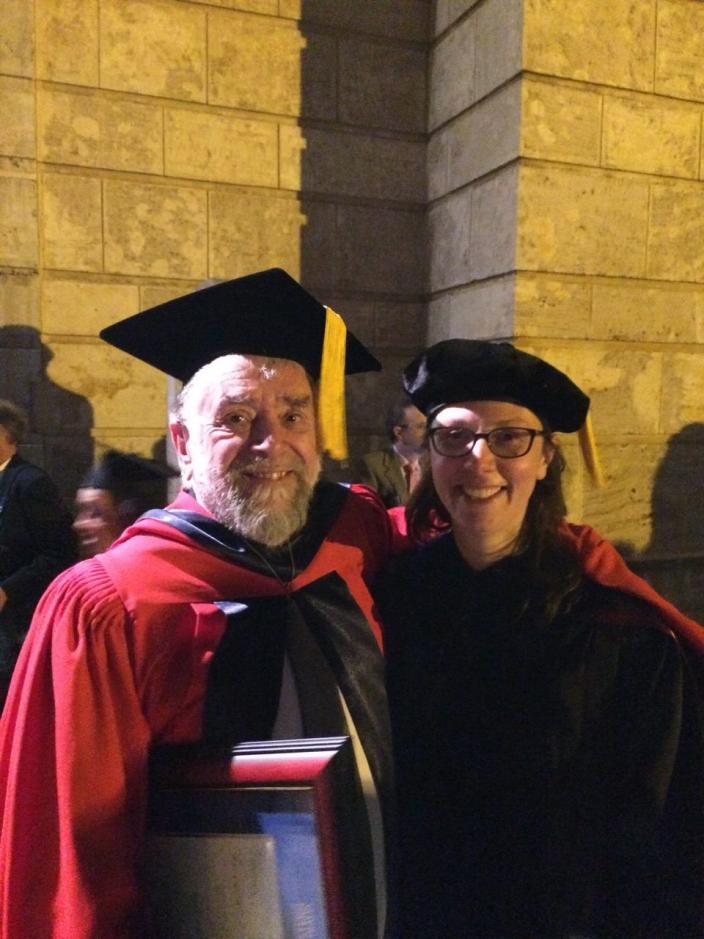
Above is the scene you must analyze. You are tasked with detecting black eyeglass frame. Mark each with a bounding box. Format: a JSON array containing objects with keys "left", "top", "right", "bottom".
[{"left": 427, "top": 426, "right": 549, "bottom": 459}]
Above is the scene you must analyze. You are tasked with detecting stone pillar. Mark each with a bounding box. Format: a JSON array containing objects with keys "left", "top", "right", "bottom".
[
  {"left": 0, "top": 0, "right": 430, "bottom": 494},
  {"left": 428, "top": 0, "right": 704, "bottom": 618}
]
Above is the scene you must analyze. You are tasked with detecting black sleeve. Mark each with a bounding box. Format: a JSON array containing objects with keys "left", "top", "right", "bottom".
[
  {"left": 1, "top": 472, "right": 76, "bottom": 605},
  {"left": 589, "top": 624, "right": 704, "bottom": 937}
]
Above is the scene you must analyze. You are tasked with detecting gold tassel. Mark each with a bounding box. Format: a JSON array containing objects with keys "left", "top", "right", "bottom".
[
  {"left": 317, "top": 306, "right": 348, "bottom": 461},
  {"left": 578, "top": 411, "right": 605, "bottom": 488}
]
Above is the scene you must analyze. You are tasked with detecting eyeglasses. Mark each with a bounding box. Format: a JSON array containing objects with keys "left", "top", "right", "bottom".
[{"left": 428, "top": 425, "right": 548, "bottom": 459}]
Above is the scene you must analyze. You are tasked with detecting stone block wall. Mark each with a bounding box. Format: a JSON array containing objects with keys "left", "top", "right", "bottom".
[
  {"left": 0, "top": 0, "right": 430, "bottom": 496},
  {"left": 428, "top": 0, "right": 704, "bottom": 619}
]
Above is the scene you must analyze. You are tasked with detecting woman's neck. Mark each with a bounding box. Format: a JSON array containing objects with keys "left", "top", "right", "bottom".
[{"left": 452, "top": 528, "right": 518, "bottom": 571}]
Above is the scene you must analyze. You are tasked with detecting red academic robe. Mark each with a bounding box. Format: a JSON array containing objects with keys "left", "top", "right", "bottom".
[{"left": 0, "top": 484, "right": 393, "bottom": 939}]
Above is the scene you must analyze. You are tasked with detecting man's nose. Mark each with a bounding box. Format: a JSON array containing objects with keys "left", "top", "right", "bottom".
[{"left": 247, "top": 413, "right": 282, "bottom": 449}]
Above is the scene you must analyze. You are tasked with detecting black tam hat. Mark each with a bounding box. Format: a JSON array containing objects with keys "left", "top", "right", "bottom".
[
  {"left": 99, "top": 268, "right": 381, "bottom": 459},
  {"left": 403, "top": 339, "right": 589, "bottom": 433}
]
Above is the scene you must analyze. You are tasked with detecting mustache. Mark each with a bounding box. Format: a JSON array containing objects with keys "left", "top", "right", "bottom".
[{"left": 228, "top": 457, "right": 305, "bottom": 479}]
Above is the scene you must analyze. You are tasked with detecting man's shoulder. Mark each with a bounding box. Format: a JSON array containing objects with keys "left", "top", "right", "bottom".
[
  {"left": 362, "top": 448, "right": 396, "bottom": 468},
  {"left": 4, "top": 455, "right": 49, "bottom": 484}
]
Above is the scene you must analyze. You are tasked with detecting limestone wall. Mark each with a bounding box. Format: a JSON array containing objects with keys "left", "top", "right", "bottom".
[
  {"left": 428, "top": 0, "right": 704, "bottom": 618},
  {"left": 0, "top": 0, "right": 429, "bottom": 495}
]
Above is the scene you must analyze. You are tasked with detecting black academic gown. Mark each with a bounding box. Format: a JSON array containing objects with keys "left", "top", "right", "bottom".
[{"left": 379, "top": 533, "right": 704, "bottom": 939}]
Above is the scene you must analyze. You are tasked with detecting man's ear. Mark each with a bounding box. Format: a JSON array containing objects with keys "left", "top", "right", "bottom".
[{"left": 169, "top": 420, "right": 192, "bottom": 484}]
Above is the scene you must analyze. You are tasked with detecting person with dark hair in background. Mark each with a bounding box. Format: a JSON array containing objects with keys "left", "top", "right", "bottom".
[
  {"left": 73, "top": 449, "right": 175, "bottom": 558},
  {"left": 378, "top": 340, "right": 704, "bottom": 938},
  {"left": 359, "top": 396, "right": 427, "bottom": 508},
  {"left": 0, "top": 270, "right": 396, "bottom": 939},
  {"left": 0, "top": 399, "right": 75, "bottom": 709}
]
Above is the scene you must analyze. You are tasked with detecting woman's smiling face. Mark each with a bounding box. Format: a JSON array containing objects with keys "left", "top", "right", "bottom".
[{"left": 430, "top": 399, "right": 552, "bottom": 566}]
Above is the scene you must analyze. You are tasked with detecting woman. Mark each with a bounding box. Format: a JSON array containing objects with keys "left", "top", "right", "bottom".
[{"left": 379, "top": 340, "right": 704, "bottom": 938}]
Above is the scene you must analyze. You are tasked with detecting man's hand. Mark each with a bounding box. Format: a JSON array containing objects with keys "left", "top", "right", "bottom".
[{"left": 0, "top": 587, "right": 7, "bottom": 613}]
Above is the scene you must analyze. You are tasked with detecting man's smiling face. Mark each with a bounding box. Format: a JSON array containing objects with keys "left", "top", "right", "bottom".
[{"left": 171, "top": 354, "right": 321, "bottom": 546}]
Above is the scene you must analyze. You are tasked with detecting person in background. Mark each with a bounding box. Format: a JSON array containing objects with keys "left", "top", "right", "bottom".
[
  {"left": 0, "top": 269, "right": 395, "bottom": 939},
  {"left": 378, "top": 339, "right": 704, "bottom": 938},
  {"left": 0, "top": 399, "right": 75, "bottom": 709},
  {"left": 359, "top": 396, "right": 427, "bottom": 508},
  {"left": 74, "top": 449, "right": 175, "bottom": 558}
]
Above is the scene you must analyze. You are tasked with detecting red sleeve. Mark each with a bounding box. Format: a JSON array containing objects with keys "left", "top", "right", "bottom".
[
  {"left": 0, "top": 562, "right": 151, "bottom": 939},
  {"left": 346, "top": 483, "right": 397, "bottom": 578}
]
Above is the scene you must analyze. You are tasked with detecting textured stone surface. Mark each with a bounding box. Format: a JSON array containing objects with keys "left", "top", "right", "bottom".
[
  {"left": 434, "top": 0, "right": 482, "bottom": 36},
  {"left": 428, "top": 188, "right": 472, "bottom": 291},
  {"left": 209, "top": 11, "right": 333, "bottom": 119},
  {"left": 209, "top": 191, "right": 306, "bottom": 281},
  {"left": 339, "top": 38, "right": 426, "bottom": 133},
  {"left": 591, "top": 282, "right": 704, "bottom": 343},
  {"left": 427, "top": 276, "right": 515, "bottom": 343},
  {"left": 524, "top": 0, "right": 655, "bottom": 91},
  {"left": 38, "top": 88, "right": 163, "bottom": 174},
  {"left": 602, "top": 94, "right": 700, "bottom": 178},
  {"left": 1, "top": 177, "right": 38, "bottom": 268},
  {"left": 0, "top": 77, "right": 35, "bottom": 159},
  {"left": 469, "top": 165, "right": 518, "bottom": 280},
  {"left": 514, "top": 273, "right": 591, "bottom": 338},
  {"left": 0, "top": 273, "right": 39, "bottom": 328},
  {"left": 42, "top": 174, "right": 102, "bottom": 272},
  {"left": 100, "top": 0, "right": 206, "bottom": 101},
  {"left": 104, "top": 180, "right": 207, "bottom": 278},
  {"left": 647, "top": 181, "right": 704, "bottom": 283},
  {"left": 280, "top": 0, "right": 430, "bottom": 42},
  {"left": 521, "top": 79, "right": 602, "bottom": 166},
  {"left": 445, "top": 79, "right": 521, "bottom": 191},
  {"left": 518, "top": 164, "right": 650, "bottom": 277},
  {"left": 581, "top": 441, "right": 663, "bottom": 550},
  {"left": 165, "top": 110, "right": 277, "bottom": 186},
  {"left": 139, "top": 283, "right": 196, "bottom": 312},
  {"left": 372, "top": 299, "right": 426, "bottom": 350},
  {"left": 661, "top": 351, "right": 704, "bottom": 432},
  {"left": 522, "top": 342, "right": 662, "bottom": 436},
  {"left": 35, "top": 0, "right": 99, "bottom": 85},
  {"left": 46, "top": 340, "right": 167, "bottom": 430},
  {"left": 2, "top": 0, "right": 34, "bottom": 78},
  {"left": 41, "top": 278, "right": 139, "bottom": 336},
  {"left": 190, "top": 0, "right": 276, "bottom": 11},
  {"left": 280, "top": 125, "right": 425, "bottom": 202},
  {"left": 635, "top": 423, "right": 704, "bottom": 560},
  {"left": 428, "top": 14, "right": 475, "bottom": 130},
  {"left": 337, "top": 205, "right": 426, "bottom": 293},
  {"left": 656, "top": 0, "right": 704, "bottom": 102},
  {"left": 474, "top": 0, "right": 522, "bottom": 101}
]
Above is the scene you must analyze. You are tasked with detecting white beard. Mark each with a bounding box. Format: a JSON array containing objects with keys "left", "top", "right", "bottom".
[{"left": 200, "top": 455, "right": 321, "bottom": 547}]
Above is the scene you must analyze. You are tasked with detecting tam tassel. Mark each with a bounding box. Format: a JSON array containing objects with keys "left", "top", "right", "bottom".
[{"left": 317, "top": 306, "right": 348, "bottom": 460}]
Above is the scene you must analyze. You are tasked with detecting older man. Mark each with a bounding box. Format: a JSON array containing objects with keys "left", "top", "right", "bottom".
[{"left": 0, "top": 270, "right": 394, "bottom": 939}]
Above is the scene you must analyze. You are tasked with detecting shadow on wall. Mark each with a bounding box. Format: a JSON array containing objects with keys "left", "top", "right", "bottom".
[
  {"left": 296, "top": 5, "right": 428, "bottom": 484},
  {"left": 616, "top": 423, "right": 704, "bottom": 623},
  {"left": 0, "top": 325, "right": 94, "bottom": 501}
]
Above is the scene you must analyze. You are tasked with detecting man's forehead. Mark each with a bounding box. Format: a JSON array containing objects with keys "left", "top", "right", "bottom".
[{"left": 186, "top": 354, "right": 313, "bottom": 407}]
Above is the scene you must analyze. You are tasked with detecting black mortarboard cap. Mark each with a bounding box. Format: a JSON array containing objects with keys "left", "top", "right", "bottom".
[
  {"left": 98, "top": 268, "right": 380, "bottom": 382},
  {"left": 403, "top": 340, "right": 590, "bottom": 433},
  {"left": 80, "top": 450, "right": 176, "bottom": 493}
]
